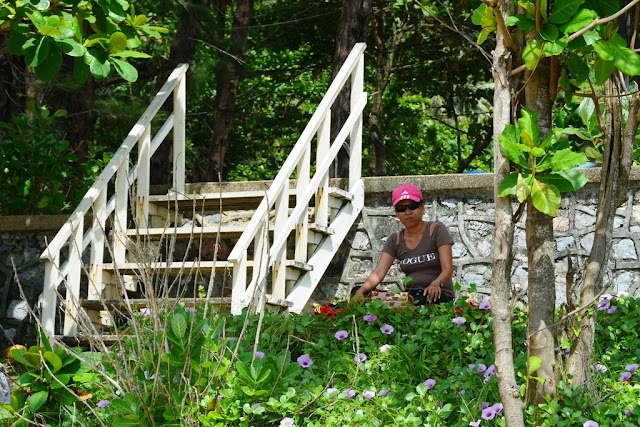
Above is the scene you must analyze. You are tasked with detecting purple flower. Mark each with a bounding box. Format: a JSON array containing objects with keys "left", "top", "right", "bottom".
[
  {"left": 363, "top": 390, "right": 375, "bottom": 400},
  {"left": 216, "top": 394, "right": 223, "bottom": 400},
  {"left": 485, "top": 364, "right": 495, "bottom": 376},
  {"left": 355, "top": 353, "right": 367, "bottom": 363},
  {"left": 297, "top": 354, "right": 313, "bottom": 368},
  {"left": 363, "top": 314, "right": 377, "bottom": 323},
  {"left": 379, "top": 344, "right": 392, "bottom": 352},
  {"left": 345, "top": 389, "right": 356, "bottom": 399},
  {"left": 601, "top": 293, "right": 614, "bottom": 301},
  {"left": 468, "top": 364, "right": 475, "bottom": 371},
  {"left": 280, "top": 417, "right": 295, "bottom": 427},
  {"left": 140, "top": 308, "right": 151, "bottom": 316},
  {"left": 253, "top": 403, "right": 261, "bottom": 408},
  {"left": 335, "top": 330, "right": 349, "bottom": 340},
  {"left": 594, "top": 364, "right": 607, "bottom": 373},
  {"left": 482, "top": 406, "right": 496, "bottom": 420},
  {"left": 423, "top": 379, "right": 436, "bottom": 390},
  {"left": 96, "top": 400, "right": 110, "bottom": 408},
  {"left": 625, "top": 408, "right": 632, "bottom": 416},
  {"left": 607, "top": 306, "right": 617, "bottom": 314},
  {"left": 597, "top": 301, "right": 610, "bottom": 311},
  {"left": 617, "top": 290, "right": 629, "bottom": 297},
  {"left": 380, "top": 324, "right": 394, "bottom": 334},
  {"left": 469, "top": 421, "right": 481, "bottom": 427},
  {"left": 492, "top": 403, "right": 503, "bottom": 414},
  {"left": 326, "top": 387, "right": 339, "bottom": 396},
  {"left": 479, "top": 401, "right": 490, "bottom": 410},
  {"left": 184, "top": 306, "right": 196, "bottom": 313},
  {"left": 625, "top": 363, "right": 638, "bottom": 374},
  {"left": 459, "top": 389, "right": 466, "bottom": 396},
  {"left": 619, "top": 371, "right": 632, "bottom": 382},
  {"left": 452, "top": 316, "right": 466, "bottom": 326},
  {"left": 479, "top": 300, "right": 491, "bottom": 310},
  {"left": 476, "top": 364, "right": 487, "bottom": 374},
  {"left": 378, "top": 389, "right": 388, "bottom": 397},
  {"left": 255, "top": 351, "right": 265, "bottom": 359},
  {"left": 583, "top": 421, "right": 598, "bottom": 427}
]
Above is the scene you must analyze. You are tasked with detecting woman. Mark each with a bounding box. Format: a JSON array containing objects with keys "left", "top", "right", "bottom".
[{"left": 353, "top": 183, "right": 455, "bottom": 305}]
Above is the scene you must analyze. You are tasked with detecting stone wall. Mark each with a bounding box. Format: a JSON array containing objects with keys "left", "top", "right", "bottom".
[{"left": 3, "top": 168, "right": 640, "bottom": 349}]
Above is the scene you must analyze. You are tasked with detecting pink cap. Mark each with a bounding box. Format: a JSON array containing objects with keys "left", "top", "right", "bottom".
[{"left": 392, "top": 184, "right": 423, "bottom": 206}]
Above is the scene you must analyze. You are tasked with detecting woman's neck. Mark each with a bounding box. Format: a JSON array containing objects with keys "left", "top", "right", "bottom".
[{"left": 405, "top": 220, "right": 426, "bottom": 236}]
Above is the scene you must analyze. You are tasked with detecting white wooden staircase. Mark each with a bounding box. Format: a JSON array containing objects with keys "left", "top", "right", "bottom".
[{"left": 39, "top": 43, "right": 367, "bottom": 341}]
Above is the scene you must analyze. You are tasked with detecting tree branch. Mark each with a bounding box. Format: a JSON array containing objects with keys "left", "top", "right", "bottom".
[{"left": 481, "top": 0, "right": 520, "bottom": 54}]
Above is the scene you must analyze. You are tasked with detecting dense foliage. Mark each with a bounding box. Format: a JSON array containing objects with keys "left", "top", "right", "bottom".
[{"left": 1, "top": 290, "right": 638, "bottom": 426}]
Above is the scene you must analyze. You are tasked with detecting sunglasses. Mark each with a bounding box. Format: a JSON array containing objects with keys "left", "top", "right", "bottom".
[{"left": 395, "top": 201, "right": 423, "bottom": 212}]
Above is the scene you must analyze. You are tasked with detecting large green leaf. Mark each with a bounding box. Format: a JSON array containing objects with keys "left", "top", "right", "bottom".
[
  {"left": 608, "top": 34, "right": 640, "bottom": 76},
  {"left": 471, "top": 4, "right": 487, "bottom": 25},
  {"left": 568, "top": 53, "right": 589, "bottom": 82},
  {"left": 498, "top": 172, "right": 518, "bottom": 197},
  {"left": 537, "top": 170, "right": 588, "bottom": 192},
  {"left": 593, "top": 40, "right": 614, "bottom": 61},
  {"left": 517, "top": 107, "right": 540, "bottom": 148},
  {"left": 43, "top": 350, "right": 62, "bottom": 373},
  {"left": 584, "top": 0, "right": 619, "bottom": 16},
  {"left": 112, "top": 57, "right": 138, "bottom": 82},
  {"left": 73, "top": 56, "right": 90, "bottom": 83},
  {"left": 540, "top": 24, "right": 559, "bottom": 41},
  {"left": 549, "top": 0, "right": 585, "bottom": 25},
  {"left": 170, "top": 313, "right": 187, "bottom": 340},
  {"left": 562, "top": 8, "right": 597, "bottom": 34},
  {"left": 542, "top": 35, "right": 568, "bottom": 57},
  {"left": 594, "top": 58, "right": 614, "bottom": 84},
  {"left": 529, "top": 356, "right": 542, "bottom": 375},
  {"left": 531, "top": 179, "right": 561, "bottom": 216},
  {"left": 499, "top": 125, "right": 529, "bottom": 169},
  {"left": 85, "top": 50, "right": 111, "bottom": 79},
  {"left": 34, "top": 48, "right": 61, "bottom": 81},
  {"left": 56, "top": 39, "right": 85, "bottom": 57},
  {"left": 516, "top": 173, "right": 534, "bottom": 203},
  {"left": 506, "top": 14, "right": 535, "bottom": 31},
  {"left": 24, "top": 35, "right": 51, "bottom": 67},
  {"left": 111, "top": 50, "right": 151, "bottom": 59},
  {"left": 538, "top": 148, "right": 587, "bottom": 171},
  {"left": 109, "top": 31, "right": 127, "bottom": 54},
  {"left": 522, "top": 37, "right": 542, "bottom": 70},
  {"left": 28, "top": 390, "right": 49, "bottom": 413}
]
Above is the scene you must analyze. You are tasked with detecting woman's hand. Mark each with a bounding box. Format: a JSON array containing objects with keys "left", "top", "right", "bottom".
[{"left": 424, "top": 281, "right": 442, "bottom": 303}]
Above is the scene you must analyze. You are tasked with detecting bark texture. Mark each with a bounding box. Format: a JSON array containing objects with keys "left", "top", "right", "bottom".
[
  {"left": 565, "top": 76, "right": 640, "bottom": 387},
  {"left": 490, "top": 1, "right": 524, "bottom": 423}
]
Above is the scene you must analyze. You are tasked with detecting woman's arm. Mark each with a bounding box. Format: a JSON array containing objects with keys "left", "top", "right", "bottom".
[
  {"left": 353, "top": 252, "right": 395, "bottom": 299},
  {"left": 424, "top": 243, "right": 453, "bottom": 303}
]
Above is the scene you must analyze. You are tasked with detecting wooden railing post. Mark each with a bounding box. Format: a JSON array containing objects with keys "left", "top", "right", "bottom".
[
  {"left": 173, "top": 72, "right": 186, "bottom": 193},
  {"left": 271, "top": 188, "right": 289, "bottom": 300},
  {"left": 89, "top": 189, "right": 107, "bottom": 300},
  {"left": 295, "top": 145, "right": 310, "bottom": 264},
  {"left": 63, "top": 219, "right": 83, "bottom": 336},
  {"left": 113, "top": 156, "right": 130, "bottom": 264},
  {"left": 137, "top": 125, "right": 151, "bottom": 229},
  {"left": 42, "top": 252, "right": 60, "bottom": 339},
  {"left": 348, "top": 53, "right": 364, "bottom": 192},
  {"left": 315, "top": 114, "right": 331, "bottom": 228}
]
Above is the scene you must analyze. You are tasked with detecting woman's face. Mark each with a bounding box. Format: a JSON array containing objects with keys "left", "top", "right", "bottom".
[{"left": 394, "top": 200, "right": 424, "bottom": 227}]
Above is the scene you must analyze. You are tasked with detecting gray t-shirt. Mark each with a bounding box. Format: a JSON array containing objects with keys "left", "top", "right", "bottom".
[{"left": 381, "top": 222, "right": 455, "bottom": 299}]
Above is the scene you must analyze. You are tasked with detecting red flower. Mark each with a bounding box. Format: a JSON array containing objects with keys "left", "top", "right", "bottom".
[
  {"left": 318, "top": 303, "right": 338, "bottom": 317},
  {"left": 466, "top": 299, "right": 479, "bottom": 308},
  {"left": 453, "top": 307, "right": 463, "bottom": 313}
]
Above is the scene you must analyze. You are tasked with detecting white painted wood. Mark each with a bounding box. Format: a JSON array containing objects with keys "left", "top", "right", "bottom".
[
  {"left": 295, "top": 145, "right": 310, "bottom": 263},
  {"left": 349, "top": 55, "right": 364, "bottom": 192},
  {"left": 136, "top": 124, "right": 151, "bottom": 229},
  {"left": 271, "top": 187, "right": 289, "bottom": 300},
  {"left": 286, "top": 180, "right": 365, "bottom": 313},
  {"left": 41, "top": 251, "right": 60, "bottom": 339},
  {"left": 315, "top": 113, "right": 330, "bottom": 228},
  {"left": 63, "top": 218, "right": 83, "bottom": 336},
  {"left": 89, "top": 189, "right": 107, "bottom": 300},
  {"left": 173, "top": 73, "right": 186, "bottom": 193},
  {"left": 113, "top": 156, "right": 129, "bottom": 264}
]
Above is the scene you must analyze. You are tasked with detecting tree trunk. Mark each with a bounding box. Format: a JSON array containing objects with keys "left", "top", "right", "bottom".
[
  {"left": 205, "top": 0, "right": 253, "bottom": 181},
  {"left": 0, "top": 41, "right": 27, "bottom": 123},
  {"left": 523, "top": 55, "right": 557, "bottom": 405},
  {"left": 330, "top": 0, "right": 372, "bottom": 178},
  {"left": 490, "top": 1, "right": 524, "bottom": 424},
  {"left": 565, "top": 75, "right": 640, "bottom": 387}
]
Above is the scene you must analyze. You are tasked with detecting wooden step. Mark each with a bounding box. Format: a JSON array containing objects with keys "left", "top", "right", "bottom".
[
  {"left": 102, "top": 259, "right": 313, "bottom": 275},
  {"left": 124, "top": 223, "right": 335, "bottom": 240},
  {"left": 81, "top": 297, "right": 232, "bottom": 311}
]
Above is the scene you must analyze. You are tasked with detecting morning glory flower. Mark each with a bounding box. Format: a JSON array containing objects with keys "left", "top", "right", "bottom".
[
  {"left": 594, "top": 364, "right": 607, "bottom": 373},
  {"left": 607, "top": 306, "right": 617, "bottom": 314},
  {"left": 625, "top": 408, "right": 632, "bottom": 416},
  {"left": 255, "top": 351, "right": 265, "bottom": 359},
  {"left": 355, "top": 353, "right": 367, "bottom": 363},
  {"left": 380, "top": 324, "right": 394, "bottom": 334},
  {"left": 597, "top": 301, "right": 610, "bottom": 311},
  {"left": 335, "top": 330, "right": 349, "bottom": 340},
  {"left": 492, "top": 403, "right": 503, "bottom": 414},
  {"left": 378, "top": 389, "right": 388, "bottom": 397},
  {"left": 423, "top": 379, "right": 436, "bottom": 390},
  {"left": 469, "top": 421, "right": 481, "bottom": 427},
  {"left": 379, "top": 344, "right": 392, "bottom": 352},
  {"left": 476, "top": 364, "right": 487, "bottom": 374},
  {"left": 326, "top": 388, "right": 339, "bottom": 396},
  {"left": 140, "top": 308, "right": 151, "bottom": 316},
  {"left": 96, "top": 400, "right": 110, "bottom": 408},
  {"left": 619, "top": 371, "right": 632, "bottom": 382},
  {"left": 617, "top": 290, "right": 629, "bottom": 297},
  {"left": 345, "top": 389, "right": 356, "bottom": 399},
  {"left": 479, "top": 401, "right": 490, "bottom": 410},
  {"left": 583, "top": 421, "right": 598, "bottom": 427},
  {"left": 184, "top": 307, "right": 196, "bottom": 313},
  {"left": 452, "top": 316, "right": 466, "bottom": 326},
  {"left": 297, "top": 354, "right": 313, "bottom": 368},
  {"left": 625, "top": 364, "right": 638, "bottom": 374},
  {"left": 485, "top": 364, "right": 496, "bottom": 376},
  {"left": 363, "top": 314, "right": 377, "bottom": 323},
  {"left": 482, "top": 406, "right": 496, "bottom": 420},
  {"left": 468, "top": 364, "right": 475, "bottom": 371},
  {"left": 280, "top": 417, "right": 295, "bottom": 427},
  {"left": 363, "top": 390, "right": 375, "bottom": 400},
  {"left": 479, "top": 300, "right": 491, "bottom": 310}
]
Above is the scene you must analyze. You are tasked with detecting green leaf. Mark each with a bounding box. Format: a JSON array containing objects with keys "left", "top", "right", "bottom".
[
  {"left": 585, "top": 146, "right": 602, "bottom": 160},
  {"left": 538, "top": 148, "right": 587, "bottom": 172},
  {"left": 518, "top": 107, "right": 540, "bottom": 148},
  {"left": 498, "top": 172, "right": 518, "bottom": 197},
  {"left": 561, "top": 337, "right": 571, "bottom": 349},
  {"left": 241, "top": 385, "right": 255, "bottom": 396},
  {"left": 531, "top": 179, "right": 561, "bottom": 216},
  {"left": 540, "top": 24, "right": 559, "bottom": 41},
  {"left": 477, "top": 28, "right": 493, "bottom": 46},
  {"left": 516, "top": 174, "right": 533, "bottom": 203},
  {"left": 170, "top": 313, "right": 187, "bottom": 340},
  {"left": 562, "top": 8, "right": 598, "bottom": 33},
  {"left": 594, "top": 58, "right": 614, "bottom": 84},
  {"left": 529, "top": 356, "right": 542, "bottom": 374},
  {"left": 111, "top": 58, "right": 138, "bottom": 82},
  {"left": 568, "top": 53, "right": 589, "bottom": 82},
  {"left": 24, "top": 36, "right": 51, "bottom": 68},
  {"left": 542, "top": 36, "right": 568, "bottom": 56},
  {"left": 471, "top": 4, "right": 487, "bottom": 25},
  {"left": 235, "top": 361, "right": 253, "bottom": 383},
  {"left": 56, "top": 39, "right": 85, "bottom": 57},
  {"left": 573, "top": 326, "right": 581, "bottom": 337},
  {"left": 73, "top": 56, "right": 90, "bottom": 83},
  {"left": 35, "top": 47, "right": 62, "bottom": 81},
  {"left": 584, "top": 0, "right": 619, "bottom": 17},
  {"left": 537, "top": 170, "right": 588, "bottom": 192},
  {"left": 31, "top": 0, "right": 50, "bottom": 11},
  {"left": 522, "top": 38, "right": 542, "bottom": 70},
  {"left": 85, "top": 50, "right": 111, "bottom": 79},
  {"left": 109, "top": 31, "right": 128, "bottom": 54},
  {"left": 549, "top": 0, "right": 585, "bottom": 25},
  {"left": 608, "top": 34, "right": 640, "bottom": 76},
  {"left": 28, "top": 390, "right": 48, "bottom": 413},
  {"left": 110, "top": 50, "right": 151, "bottom": 59},
  {"left": 593, "top": 40, "right": 614, "bottom": 61},
  {"left": 499, "top": 133, "right": 529, "bottom": 170},
  {"left": 43, "top": 351, "right": 62, "bottom": 373},
  {"left": 506, "top": 14, "right": 535, "bottom": 31},
  {"left": 530, "top": 147, "right": 545, "bottom": 157}
]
